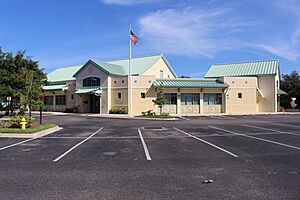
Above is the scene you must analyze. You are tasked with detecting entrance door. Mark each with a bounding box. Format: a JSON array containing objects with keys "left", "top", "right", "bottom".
[{"left": 90, "top": 94, "right": 100, "bottom": 113}]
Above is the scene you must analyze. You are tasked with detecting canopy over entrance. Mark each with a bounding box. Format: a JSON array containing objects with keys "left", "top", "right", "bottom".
[{"left": 75, "top": 87, "right": 102, "bottom": 95}]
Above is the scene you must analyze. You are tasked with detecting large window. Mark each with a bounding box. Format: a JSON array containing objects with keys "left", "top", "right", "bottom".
[
  {"left": 44, "top": 96, "right": 53, "bottom": 105},
  {"left": 204, "top": 93, "right": 222, "bottom": 105},
  {"left": 83, "top": 77, "right": 100, "bottom": 87},
  {"left": 55, "top": 95, "right": 66, "bottom": 105},
  {"left": 161, "top": 93, "right": 177, "bottom": 105},
  {"left": 181, "top": 93, "right": 200, "bottom": 105}
]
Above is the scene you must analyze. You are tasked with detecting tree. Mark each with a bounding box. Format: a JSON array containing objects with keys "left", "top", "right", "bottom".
[
  {"left": 280, "top": 70, "right": 300, "bottom": 109},
  {"left": 152, "top": 90, "right": 166, "bottom": 116},
  {"left": 0, "top": 48, "right": 46, "bottom": 115}
]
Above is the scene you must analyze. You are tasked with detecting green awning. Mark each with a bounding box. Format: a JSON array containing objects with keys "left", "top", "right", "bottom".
[
  {"left": 75, "top": 87, "right": 102, "bottom": 94},
  {"left": 153, "top": 79, "right": 228, "bottom": 88},
  {"left": 43, "top": 84, "right": 68, "bottom": 91},
  {"left": 277, "top": 89, "right": 287, "bottom": 95}
]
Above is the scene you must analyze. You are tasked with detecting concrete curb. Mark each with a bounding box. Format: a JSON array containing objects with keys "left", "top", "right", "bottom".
[{"left": 0, "top": 126, "right": 63, "bottom": 138}]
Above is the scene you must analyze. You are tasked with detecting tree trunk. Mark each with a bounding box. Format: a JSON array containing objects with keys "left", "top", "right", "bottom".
[{"left": 160, "top": 106, "right": 162, "bottom": 116}]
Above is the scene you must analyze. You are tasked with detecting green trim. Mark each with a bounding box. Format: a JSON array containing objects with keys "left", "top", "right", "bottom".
[{"left": 153, "top": 78, "right": 228, "bottom": 88}]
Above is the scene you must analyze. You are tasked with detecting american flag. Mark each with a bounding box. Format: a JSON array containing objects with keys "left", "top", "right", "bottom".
[{"left": 130, "top": 31, "right": 139, "bottom": 45}]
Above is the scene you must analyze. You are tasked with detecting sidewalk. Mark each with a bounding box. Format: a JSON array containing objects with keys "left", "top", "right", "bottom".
[{"left": 32, "top": 111, "right": 300, "bottom": 120}]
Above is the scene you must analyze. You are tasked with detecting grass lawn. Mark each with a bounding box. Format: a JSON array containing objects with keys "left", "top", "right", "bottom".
[
  {"left": 0, "top": 123, "right": 56, "bottom": 134},
  {"left": 138, "top": 115, "right": 175, "bottom": 119}
]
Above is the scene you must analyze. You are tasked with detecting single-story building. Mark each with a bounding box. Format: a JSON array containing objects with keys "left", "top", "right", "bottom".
[{"left": 43, "top": 54, "right": 285, "bottom": 115}]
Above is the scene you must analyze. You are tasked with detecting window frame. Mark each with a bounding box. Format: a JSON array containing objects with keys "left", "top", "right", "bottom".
[
  {"left": 238, "top": 93, "right": 242, "bottom": 99},
  {"left": 55, "top": 95, "right": 66, "bottom": 105},
  {"left": 44, "top": 96, "right": 53, "bottom": 105},
  {"left": 203, "top": 93, "right": 222, "bottom": 105},
  {"left": 83, "top": 77, "right": 100, "bottom": 87},
  {"left": 181, "top": 93, "right": 200, "bottom": 105},
  {"left": 163, "top": 93, "right": 177, "bottom": 105}
]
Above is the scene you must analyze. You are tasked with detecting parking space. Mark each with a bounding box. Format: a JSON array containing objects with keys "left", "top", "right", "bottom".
[{"left": 0, "top": 114, "right": 299, "bottom": 199}]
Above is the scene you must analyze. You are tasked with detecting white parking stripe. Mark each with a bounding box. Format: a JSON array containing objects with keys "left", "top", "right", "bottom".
[
  {"left": 242, "top": 124, "right": 300, "bottom": 137},
  {"left": 53, "top": 127, "right": 103, "bottom": 162},
  {"left": 0, "top": 138, "right": 38, "bottom": 151},
  {"left": 273, "top": 123, "right": 300, "bottom": 128},
  {"left": 209, "top": 126, "right": 300, "bottom": 150},
  {"left": 173, "top": 127, "right": 238, "bottom": 158},
  {"left": 138, "top": 128, "right": 152, "bottom": 161},
  {"left": 177, "top": 116, "right": 190, "bottom": 120}
]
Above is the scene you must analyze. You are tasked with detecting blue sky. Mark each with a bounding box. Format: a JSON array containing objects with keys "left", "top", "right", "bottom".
[{"left": 1, "top": 0, "right": 300, "bottom": 77}]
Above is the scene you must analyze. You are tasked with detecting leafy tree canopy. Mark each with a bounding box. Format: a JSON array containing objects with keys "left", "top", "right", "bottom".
[
  {"left": 280, "top": 70, "right": 300, "bottom": 108},
  {"left": 0, "top": 47, "right": 47, "bottom": 114}
]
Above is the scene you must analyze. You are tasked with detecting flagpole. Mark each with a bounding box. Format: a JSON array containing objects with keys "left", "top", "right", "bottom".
[{"left": 129, "top": 24, "right": 133, "bottom": 117}]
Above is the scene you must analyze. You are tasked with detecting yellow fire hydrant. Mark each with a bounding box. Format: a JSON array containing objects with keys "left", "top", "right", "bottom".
[{"left": 20, "top": 117, "right": 27, "bottom": 130}]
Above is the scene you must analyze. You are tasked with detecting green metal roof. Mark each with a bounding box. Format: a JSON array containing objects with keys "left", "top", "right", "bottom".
[
  {"left": 43, "top": 84, "right": 68, "bottom": 91},
  {"left": 73, "top": 60, "right": 126, "bottom": 77},
  {"left": 107, "top": 54, "right": 177, "bottom": 77},
  {"left": 75, "top": 87, "right": 102, "bottom": 94},
  {"left": 205, "top": 60, "right": 279, "bottom": 78},
  {"left": 47, "top": 65, "right": 82, "bottom": 82},
  {"left": 153, "top": 79, "right": 228, "bottom": 88}
]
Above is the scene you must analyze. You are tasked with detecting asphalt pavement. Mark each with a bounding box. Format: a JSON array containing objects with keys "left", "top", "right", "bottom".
[{"left": 0, "top": 114, "right": 299, "bottom": 200}]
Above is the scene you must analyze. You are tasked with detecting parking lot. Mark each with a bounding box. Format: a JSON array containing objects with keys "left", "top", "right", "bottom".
[{"left": 0, "top": 114, "right": 299, "bottom": 199}]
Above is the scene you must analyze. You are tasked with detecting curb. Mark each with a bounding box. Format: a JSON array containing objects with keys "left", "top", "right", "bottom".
[{"left": 0, "top": 126, "right": 63, "bottom": 138}]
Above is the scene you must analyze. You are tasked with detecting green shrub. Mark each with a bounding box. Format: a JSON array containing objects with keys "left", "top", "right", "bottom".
[
  {"left": 10, "top": 115, "right": 35, "bottom": 128},
  {"left": 0, "top": 120, "right": 13, "bottom": 128},
  {"left": 161, "top": 112, "right": 169, "bottom": 116},
  {"left": 109, "top": 107, "right": 128, "bottom": 114}
]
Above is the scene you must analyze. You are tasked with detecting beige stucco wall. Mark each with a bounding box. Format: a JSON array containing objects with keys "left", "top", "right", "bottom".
[
  {"left": 257, "top": 75, "right": 276, "bottom": 112},
  {"left": 131, "top": 76, "right": 157, "bottom": 115},
  {"left": 220, "top": 77, "right": 258, "bottom": 114},
  {"left": 143, "top": 58, "right": 176, "bottom": 78},
  {"left": 110, "top": 76, "right": 128, "bottom": 110},
  {"left": 75, "top": 63, "right": 109, "bottom": 113}
]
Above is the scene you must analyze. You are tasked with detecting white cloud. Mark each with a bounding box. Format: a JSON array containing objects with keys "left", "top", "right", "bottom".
[
  {"left": 258, "top": 44, "right": 299, "bottom": 61},
  {"left": 138, "top": 7, "right": 256, "bottom": 57},
  {"left": 100, "top": 0, "right": 158, "bottom": 6}
]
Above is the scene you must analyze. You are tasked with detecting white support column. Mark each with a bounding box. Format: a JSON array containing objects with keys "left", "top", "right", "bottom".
[
  {"left": 53, "top": 93, "right": 56, "bottom": 112},
  {"left": 177, "top": 89, "right": 181, "bottom": 114},
  {"left": 200, "top": 91, "right": 204, "bottom": 114}
]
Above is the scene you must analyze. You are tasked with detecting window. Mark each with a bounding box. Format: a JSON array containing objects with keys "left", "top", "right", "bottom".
[
  {"left": 55, "top": 95, "right": 66, "bottom": 105},
  {"left": 181, "top": 94, "right": 200, "bottom": 105},
  {"left": 168, "top": 75, "right": 170, "bottom": 78},
  {"left": 276, "top": 80, "right": 279, "bottom": 88},
  {"left": 141, "top": 93, "right": 145, "bottom": 99},
  {"left": 203, "top": 93, "right": 222, "bottom": 105},
  {"left": 134, "top": 80, "right": 137, "bottom": 83},
  {"left": 118, "top": 92, "right": 121, "bottom": 99},
  {"left": 44, "top": 96, "right": 53, "bottom": 105},
  {"left": 160, "top": 70, "right": 164, "bottom": 78},
  {"left": 162, "top": 93, "right": 177, "bottom": 105},
  {"left": 71, "top": 95, "right": 74, "bottom": 100},
  {"left": 122, "top": 80, "right": 124, "bottom": 83},
  {"left": 238, "top": 93, "right": 242, "bottom": 99},
  {"left": 83, "top": 77, "right": 100, "bottom": 87}
]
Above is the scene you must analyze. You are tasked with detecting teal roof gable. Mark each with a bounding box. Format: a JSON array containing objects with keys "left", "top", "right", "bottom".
[{"left": 205, "top": 60, "right": 279, "bottom": 78}]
